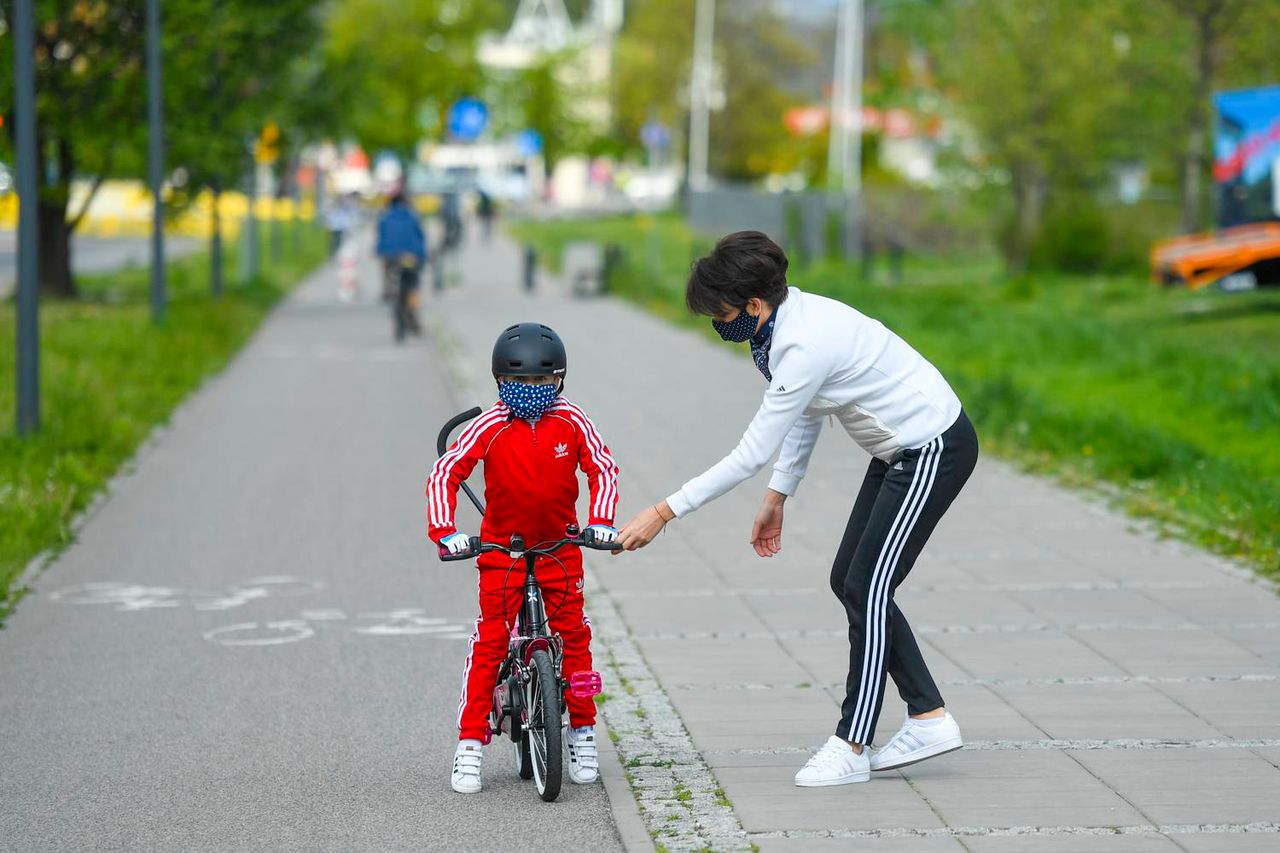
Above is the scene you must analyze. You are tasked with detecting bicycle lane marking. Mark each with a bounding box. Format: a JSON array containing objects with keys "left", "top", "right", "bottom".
[{"left": 47, "top": 580, "right": 473, "bottom": 646}]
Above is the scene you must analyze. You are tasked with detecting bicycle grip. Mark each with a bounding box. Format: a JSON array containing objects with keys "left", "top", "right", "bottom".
[{"left": 437, "top": 536, "right": 483, "bottom": 561}]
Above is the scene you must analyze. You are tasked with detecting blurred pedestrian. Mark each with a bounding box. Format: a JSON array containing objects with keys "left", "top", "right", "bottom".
[
  {"left": 324, "top": 193, "right": 358, "bottom": 256},
  {"left": 476, "top": 188, "right": 496, "bottom": 242}
]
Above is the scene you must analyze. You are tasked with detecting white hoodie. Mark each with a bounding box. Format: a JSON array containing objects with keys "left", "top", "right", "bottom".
[{"left": 666, "top": 286, "right": 962, "bottom": 518}]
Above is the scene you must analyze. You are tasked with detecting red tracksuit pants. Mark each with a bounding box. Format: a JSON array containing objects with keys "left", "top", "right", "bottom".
[{"left": 457, "top": 551, "right": 595, "bottom": 742}]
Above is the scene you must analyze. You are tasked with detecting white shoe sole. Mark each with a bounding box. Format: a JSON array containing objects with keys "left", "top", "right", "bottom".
[
  {"left": 568, "top": 770, "right": 599, "bottom": 785},
  {"left": 451, "top": 777, "right": 482, "bottom": 794},
  {"left": 794, "top": 769, "right": 871, "bottom": 787},
  {"left": 870, "top": 735, "right": 963, "bottom": 771}
]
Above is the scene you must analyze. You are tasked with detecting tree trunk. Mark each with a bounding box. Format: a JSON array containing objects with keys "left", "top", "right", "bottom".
[
  {"left": 36, "top": 138, "right": 78, "bottom": 298},
  {"left": 1008, "top": 163, "right": 1046, "bottom": 275},
  {"left": 1181, "top": 7, "right": 1217, "bottom": 234},
  {"left": 36, "top": 197, "right": 75, "bottom": 298}
]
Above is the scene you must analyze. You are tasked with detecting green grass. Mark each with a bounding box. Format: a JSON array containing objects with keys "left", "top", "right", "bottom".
[
  {"left": 510, "top": 213, "right": 1280, "bottom": 578},
  {"left": 0, "top": 222, "right": 329, "bottom": 613}
]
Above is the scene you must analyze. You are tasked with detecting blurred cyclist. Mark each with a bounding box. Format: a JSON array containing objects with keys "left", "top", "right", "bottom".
[{"left": 376, "top": 192, "right": 427, "bottom": 334}]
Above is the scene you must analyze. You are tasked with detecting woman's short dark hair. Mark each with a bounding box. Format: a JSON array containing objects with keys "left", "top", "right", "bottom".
[{"left": 686, "top": 231, "right": 790, "bottom": 316}]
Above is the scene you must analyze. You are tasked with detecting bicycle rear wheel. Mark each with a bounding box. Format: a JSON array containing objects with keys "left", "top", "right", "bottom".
[
  {"left": 526, "top": 649, "right": 562, "bottom": 802},
  {"left": 515, "top": 730, "right": 534, "bottom": 780}
]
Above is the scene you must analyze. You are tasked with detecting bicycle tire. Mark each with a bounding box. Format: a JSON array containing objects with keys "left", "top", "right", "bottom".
[
  {"left": 515, "top": 729, "right": 534, "bottom": 780},
  {"left": 526, "top": 649, "right": 563, "bottom": 802}
]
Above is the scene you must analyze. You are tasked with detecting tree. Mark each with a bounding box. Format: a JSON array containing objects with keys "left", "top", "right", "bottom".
[
  {"left": 609, "top": 0, "right": 813, "bottom": 180},
  {"left": 1152, "top": 0, "right": 1280, "bottom": 233},
  {"left": 0, "top": 2, "right": 146, "bottom": 297},
  {"left": 713, "top": 3, "right": 814, "bottom": 180},
  {"left": 609, "top": 0, "right": 696, "bottom": 159},
  {"left": 320, "top": 0, "right": 500, "bottom": 157},
  {"left": 0, "top": 1, "right": 330, "bottom": 298},
  {"left": 940, "top": 0, "right": 1144, "bottom": 272},
  {"left": 518, "top": 53, "right": 593, "bottom": 173}
]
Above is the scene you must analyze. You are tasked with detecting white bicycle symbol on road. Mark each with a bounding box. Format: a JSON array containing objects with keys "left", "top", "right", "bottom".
[
  {"left": 48, "top": 578, "right": 471, "bottom": 647},
  {"left": 203, "top": 608, "right": 472, "bottom": 647},
  {"left": 50, "top": 576, "right": 325, "bottom": 612}
]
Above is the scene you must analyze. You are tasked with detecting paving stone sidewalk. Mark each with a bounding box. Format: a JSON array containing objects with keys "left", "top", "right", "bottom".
[{"left": 431, "top": 229, "right": 1280, "bottom": 853}]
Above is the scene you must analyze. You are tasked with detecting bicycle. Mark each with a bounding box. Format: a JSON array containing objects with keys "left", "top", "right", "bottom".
[
  {"left": 389, "top": 253, "right": 421, "bottom": 342},
  {"left": 436, "top": 408, "right": 618, "bottom": 802}
]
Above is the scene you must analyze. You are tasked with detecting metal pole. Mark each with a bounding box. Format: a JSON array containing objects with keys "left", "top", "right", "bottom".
[
  {"left": 244, "top": 162, "right": 260, "bottom": 282},
  {"left": 211, "top": 176, "right": 224, "bottom": 297},
  {"left": 827, "top": 0, "right": 847, "bottom": 193},
  {"left": 843, "top": 0, "right": 863, "bottom": 200},
  {"left": 687, "top": 0, "right": 715, "bottom": 192},
  {"left": 844, "top": 0, "right": 865, "bottom": 257},
  {"left": 14, "top": 0, "right": 39, "bottom": 436},
  {"left": 146, "top": 0, "right": 166, "bottom": 322},
  {"left": 832, "top": 0, "right": 863, "bottom": 259}
]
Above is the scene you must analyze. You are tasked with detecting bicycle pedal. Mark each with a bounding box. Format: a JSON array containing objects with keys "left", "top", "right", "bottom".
[{"left": 569, "top": 670, "right": 603, "bottom": 698}]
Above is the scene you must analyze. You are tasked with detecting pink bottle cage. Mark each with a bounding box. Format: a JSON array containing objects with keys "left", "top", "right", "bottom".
[{"left": 569, "top": 670, "right": 603, "bottom": 699}]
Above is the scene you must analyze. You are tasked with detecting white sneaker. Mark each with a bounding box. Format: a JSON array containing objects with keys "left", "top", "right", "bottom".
[
  {"left": 870, "top": 712, "right": 963, "bottom": 771},
  {"left": 566, "top": 726, "right": 600, "bottom": 784},
  {"left": 451, "top": 740, "right": 483, "bottom": 793},
  {"left": 794, "top": 735, "right": 870, "bottom": 787}
]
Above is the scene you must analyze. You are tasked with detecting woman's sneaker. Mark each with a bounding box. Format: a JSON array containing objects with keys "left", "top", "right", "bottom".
[
  {"left": 794, "top": 735, "right": 871, "bottom": 787},
  {"left": 870, "top": 712, "right": 963, "bottom": 771},
  {"left": 566, "top": 726, "right": 600, "bottom": 784},
  {"left": 451, "top": 740, "right": 483, "bottom": 793}
]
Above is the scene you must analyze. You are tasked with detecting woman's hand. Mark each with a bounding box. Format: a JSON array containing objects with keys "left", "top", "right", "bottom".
[
  {"left": 751, "top": 490, "right": 787, "bottom": 557},
  {"left": 616, "top": 502, "right": 674, "bottom": 552}
]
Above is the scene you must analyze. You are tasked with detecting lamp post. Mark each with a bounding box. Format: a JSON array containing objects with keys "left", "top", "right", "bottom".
[
  {"left": 687, "top": 0, "right": 715, "bottom": 192},
  {"left": 828, "top": 0, "right": 863, "bottom": 258},
  {"left": 147, "top": 0, "right": 167, "bottom": 322},
  {"left": 14, "top": 0, "right": 39, "bottom": 435}
]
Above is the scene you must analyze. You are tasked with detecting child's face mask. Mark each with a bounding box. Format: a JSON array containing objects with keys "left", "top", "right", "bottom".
[{"left": 499, "top": 380, "right": 559, "bottom": 421}]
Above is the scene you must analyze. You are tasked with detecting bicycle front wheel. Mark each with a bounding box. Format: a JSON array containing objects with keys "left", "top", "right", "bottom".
[{"left": 526, "top": 649, "right": 563, "bottom": 802}]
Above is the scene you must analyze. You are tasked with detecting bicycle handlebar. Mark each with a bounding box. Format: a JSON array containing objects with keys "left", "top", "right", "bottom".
[
  {"left": 437, "top": 406, "right": 484, "bottom": 457},
  {"left": 437, "top": 531, "right": 622, "bottom": 562}
]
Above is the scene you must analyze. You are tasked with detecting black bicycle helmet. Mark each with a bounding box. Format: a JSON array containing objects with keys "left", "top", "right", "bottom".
[{"left": 491, "top": 322, "right": 567, "bottom": 379}]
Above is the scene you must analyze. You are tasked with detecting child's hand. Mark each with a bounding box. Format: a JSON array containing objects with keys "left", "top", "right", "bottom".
[
  {"left": 585, "top": 524, "right": 618, "bottom": 546},
  {"left": 440, "top": 532, "right": 473, "bottom": 556}
]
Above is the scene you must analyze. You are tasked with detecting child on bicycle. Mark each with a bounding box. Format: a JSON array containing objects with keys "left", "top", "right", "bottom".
[{"left": 427, "top": 322, "right": 621, "bottom": 794}]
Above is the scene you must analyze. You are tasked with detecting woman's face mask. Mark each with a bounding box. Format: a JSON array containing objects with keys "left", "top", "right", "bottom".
[
  {"left": 711, "top": 307, "right": 758, "bottom": 343},
  {"left": 498, "top": 380, "right": 559, "bottom": 421}
]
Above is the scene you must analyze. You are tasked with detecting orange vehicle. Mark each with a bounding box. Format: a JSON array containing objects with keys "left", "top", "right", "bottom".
[{"left": 1150, "top": 222, "right": 1280, "bottom": 291}]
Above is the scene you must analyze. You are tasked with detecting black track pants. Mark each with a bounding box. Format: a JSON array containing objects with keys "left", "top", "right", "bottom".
[{"left": 831, "top": 411, "right": 979, "bottom": 744}]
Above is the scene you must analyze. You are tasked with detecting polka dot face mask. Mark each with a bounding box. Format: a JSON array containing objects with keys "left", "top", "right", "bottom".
[
  {"left": 712, "top": 308, "right": 758, "bottom": 343},
  {"left": 498, "top": 380, "right": 559, "bottom": 421}
]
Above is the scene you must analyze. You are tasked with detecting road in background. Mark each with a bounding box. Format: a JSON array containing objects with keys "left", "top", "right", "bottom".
[{"left": 0, "top": 230, "right": 199, "bottom": 297}]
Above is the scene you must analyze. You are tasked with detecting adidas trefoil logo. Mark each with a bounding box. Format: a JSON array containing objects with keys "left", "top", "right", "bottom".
[{"left": 554, "top": 442, "right": 570, "bottom": 459}]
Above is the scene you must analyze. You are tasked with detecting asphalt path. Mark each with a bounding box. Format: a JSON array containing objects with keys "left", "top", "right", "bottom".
[{"left": 0, "top": 236, "right": 624, "bottom": 852}]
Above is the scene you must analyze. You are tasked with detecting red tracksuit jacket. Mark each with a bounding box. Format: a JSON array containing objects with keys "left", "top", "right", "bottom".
[{"left": 426, "top": 397, "right": 620, "bottom": 551}]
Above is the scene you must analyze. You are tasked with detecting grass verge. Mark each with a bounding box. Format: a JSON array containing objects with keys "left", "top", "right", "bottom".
[
  {"left": 509, "top": 212, "right": 1280, "bottom": 578},
  {"left": 0, "top": 222, "right": 329, "bottom": 615}
]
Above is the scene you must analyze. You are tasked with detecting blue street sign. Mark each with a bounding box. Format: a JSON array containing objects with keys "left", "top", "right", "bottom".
[
  {"left": 515, "top": 129, "right": 543, "bottom": 157},
  {"left": 447, "top": 98, "right": 489, "bottom": 141},
  {"left": 640, "top": 120, "right": 671, "bottom": 149}
]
